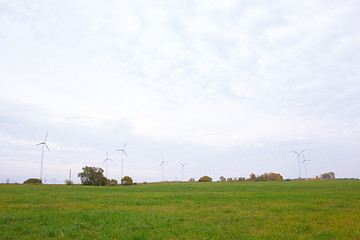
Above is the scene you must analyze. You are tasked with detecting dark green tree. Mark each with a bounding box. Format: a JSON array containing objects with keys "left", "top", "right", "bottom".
[
  {"left": 198, "top": 176, "right": 212, "bottom": 182},
  {"left": 23, "top": 178, "right": 42, "bottom": 184},
  {"left": 78, "top": 166, "right": 109, "bottom": 186}
]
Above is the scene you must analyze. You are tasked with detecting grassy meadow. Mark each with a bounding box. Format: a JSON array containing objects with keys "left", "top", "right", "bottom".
[{"left": 0, "top": 180, "right": 359, "bottom": 239}]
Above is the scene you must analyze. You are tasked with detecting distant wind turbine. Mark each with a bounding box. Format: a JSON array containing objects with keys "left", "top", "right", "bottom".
[
  {"left": 116, "top": 141, "right": 128, "bottom": 181},
  {"left": 302, "top": 154, "right": 311, "bottom": 180},
  {"left": 292, "top": 149, "right": 305, "bottom": 179},
  {"left": 179, "top": 162, "right": 188, "bottom": 181},
  {"left": 160, "top": 156, "right": 168, "bottom": 182},
  {"left": 103, "top": 151, "right": 114, "bottom": 179},
  {"left": 36, "top": 131, "right": 50, "bottom": 181}
]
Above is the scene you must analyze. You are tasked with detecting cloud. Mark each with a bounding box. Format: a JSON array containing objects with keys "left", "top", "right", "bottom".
[{"left": 0, "top": 0, "right": 360, "bottom": 182}]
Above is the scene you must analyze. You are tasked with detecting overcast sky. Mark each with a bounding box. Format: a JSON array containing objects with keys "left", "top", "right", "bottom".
[{"left": 1, "top": 0, "right": 359, "bottom": 184}]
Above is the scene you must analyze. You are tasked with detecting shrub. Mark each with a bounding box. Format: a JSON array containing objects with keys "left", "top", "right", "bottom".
[
  {"left": 65, "top": 180, "right": 74, "bottom": 185},
  {"left": 189, "top": 178, "right": 195, "bottom": 182},
  {"left": 23, "top": 178, "right": 42, "bottom": 184},
  {"left": 121, "top": 176, "right": 133, "bottom": 185},
  {"left": 198, "top": 176, "right": 212, "bottom": 182},
  {"left": 110, "top": 179, "right": 118, "bottom": 186}
]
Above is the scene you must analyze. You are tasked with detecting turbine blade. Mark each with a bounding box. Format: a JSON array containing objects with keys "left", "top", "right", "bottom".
[
  {"left": 44, "top": 131, "right": 48, "bottom": 142},
  {"left": 292, "top": 151, "right": 298, "bottom": 154},
  {"left": 45, "top": 143, "right": 50, "bottom": 152},
  {"left": 36, "top": 143, "right": 43, "bottom": 146},
  {"left": 300, "top": 149, "right": 306, "bottom": 154},
  {"left": 124, "top": 151, "right": 128, "bottom": 157},
  {"left": 123, "top": 141, "right": 127, "bottom": 149}
]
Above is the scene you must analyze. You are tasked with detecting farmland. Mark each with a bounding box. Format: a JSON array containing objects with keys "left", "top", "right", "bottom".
[{"left": 0, "top": 180, "right": 359, "bottom": 239}]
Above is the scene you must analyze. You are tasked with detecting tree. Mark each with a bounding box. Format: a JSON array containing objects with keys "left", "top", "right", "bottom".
[
  {"left": 198, "top": 176, "right": 212, "bottom": 182},
  {"left": 249, "top": 173, "right": 256, "bottom": 181},
  {"left": 247, "top": 172, "right": 283, "bottom": 181},
  {"left": 23, "top": 178, "right": 42, "bottom": 184},
  {"left": 78, "top": 166, "right": 108, "bottom": 186},
  {"left": 320, "top": 172, "right": 335, "bottom": 180},
  {"left": 219, "top": 176, "right": 226, "bottom": 182},
  {"left": 110, "top": 179, "right": 118, "bottom": 186},
  {"left": 121, "top": 176, "right": 133, "bottom": 185},
  {"left": 189, "top": 178, "right": 195, "bottom": 182},
  {"left": 65, "top": 180, "right": 74, "bottom": 185}
]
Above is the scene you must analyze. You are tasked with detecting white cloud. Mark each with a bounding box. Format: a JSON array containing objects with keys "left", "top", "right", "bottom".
[{"left": 1, "top": 0, "right": 360, "bottom": 182}]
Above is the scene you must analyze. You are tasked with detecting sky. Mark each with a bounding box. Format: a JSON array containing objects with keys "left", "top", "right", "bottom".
[{"left": 1, "top": 0, "right": 360, "bottom": 184}]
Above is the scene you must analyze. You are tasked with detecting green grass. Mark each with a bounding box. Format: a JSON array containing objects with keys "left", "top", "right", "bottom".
[{"left": 1, "top": 180, "right": 359, "bottom": 239}]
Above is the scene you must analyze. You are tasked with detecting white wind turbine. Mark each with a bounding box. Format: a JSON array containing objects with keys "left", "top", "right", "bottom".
[
  {"left": 36, "top": 131, "right": 50, "bottom": 182},
  {"left": 179, "top": 162, "right": 188, "bottom": 181},
  {"left": 302, "top": 154, "right": 311, "bottom": 180},
  {"left": 292, "top": 149, "right": 305, "bottom": 179},
  {"left": 103, "top": 151, "right": 114, "bottom": 179},
  {"left": 160, "top": 156, "right": 168, "bottom": 182},
  {"left": 116, "top": 141, "right": 128, "bottom": 181}
]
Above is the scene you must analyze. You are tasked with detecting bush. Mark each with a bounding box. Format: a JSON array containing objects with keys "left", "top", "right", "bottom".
[
  {"left": 189, "top": 178, "right": 195, "bottom": 182},
  {"left": 23, "top": 178, "right": 42, "bottom": 184},
  {"left": 121, "top": 176, "right": 133, "bottom": 185},
  {"left": 65, "top": 180, "right": 74, "bottom": 185},
  {"left": 198, "top": 176, "right": 212, "bottom": 182},
  {"left": 110, "top": 179, "right": 118, "bottom": 186}
]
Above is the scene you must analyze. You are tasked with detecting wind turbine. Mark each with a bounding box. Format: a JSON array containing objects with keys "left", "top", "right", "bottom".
[
  {"left": 292, "top": 149, "right": 305, "bottom": 179},
  {"left": 160, "top": 156, "right": 168, "bottom": 182},
  {"left": 116, "top": 141, "right": 128, "bottom": 181},
  {"left": 179, "top": 162, "right": 188, "bottom": 181},
  {"left": 36, "top": 131, "right": 50, "bottom": 182},
  {"left": 302, "top": 154, "right": 311, "bottom": 180},
  {"left": 103, "top": 151, "right": 114, "bottom": 179}
]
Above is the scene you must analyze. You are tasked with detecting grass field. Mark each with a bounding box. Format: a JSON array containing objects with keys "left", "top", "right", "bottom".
[{"left": 0, "top": 180, "right": 359, "bottom": 239}]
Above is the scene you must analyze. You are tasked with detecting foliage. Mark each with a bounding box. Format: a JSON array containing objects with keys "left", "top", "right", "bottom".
[
  {"left": 23, "top": 178, "right": 42, "bottom": 184},
  {"left": 109, "top": 179, "right": 118, "bottom": 186},
  {"left": 188, "top": 178, "right": 195, "bottom": 182},
  {"left": 320, "top": 172, "right": 335, "bottom": 180},
  {"left": 198, "top": 176, "right": 212, "bottom": 182},
  {"left": 65, "top": 180, "right": 74, "bottom": 185},
  {"left": 78, "top": 166, "right": 109, "bottom": 186},
  {"left": 247, "top": 172, "right": 283, "bottom": 181},
  {"left": 219, "top": 176, "right": 226, "bottom": 182},
  {"left": 121, "top": 176, "right": 133, "bottom": 185}
]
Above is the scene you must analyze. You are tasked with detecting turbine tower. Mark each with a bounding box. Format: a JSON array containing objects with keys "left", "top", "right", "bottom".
[
  {"left": 36, "top": 131, "right": 50, "bottom": 182},
  {"left": 116, "top": 141, "right": 128, "bottom": 181},
  {"left": 302, "top": 154, "right": 311, "bottom": 180},
  {"left": 103, "top": 151, "right": 114, "bottom": 179},
  {"left": 160, "top": 156, "right": 168, "bottom": 182},
  {"left": 179, "top": 162, "right": 188, "bottom": 181},
  {"left": 292, "top": 149, "right": 305, "bottom": 179}
]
